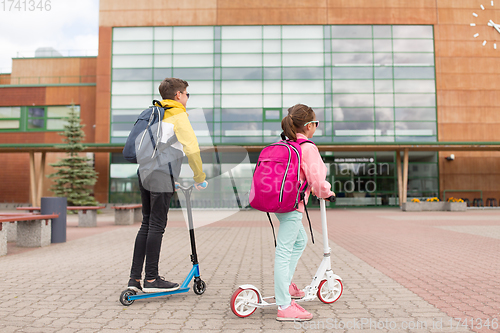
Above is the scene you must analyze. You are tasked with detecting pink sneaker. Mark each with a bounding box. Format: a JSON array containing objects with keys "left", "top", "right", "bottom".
[
  {"left": 289, "top": 282, "right": 305, "bottom": 299},
  {"left": 277, "top": 300, "right": 313, "bottom": 321}
]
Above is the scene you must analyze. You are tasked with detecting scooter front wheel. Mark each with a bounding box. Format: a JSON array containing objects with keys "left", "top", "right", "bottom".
[
  {"left": 230, "top": 287, "right": 260, "bottom": 318},
  {"left": 119, "top": 289, "right": 136, "bottom": 306},
  {"left": 317, "top": 279, "right": 343, "bottom": 304},
  {"left": 193, "top": 280, "right": 206, "bottom": 295}
]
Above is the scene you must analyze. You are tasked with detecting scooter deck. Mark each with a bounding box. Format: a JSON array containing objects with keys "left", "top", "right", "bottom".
[{"left": 128, "top": 287, "right": 191, "bottom": 301}]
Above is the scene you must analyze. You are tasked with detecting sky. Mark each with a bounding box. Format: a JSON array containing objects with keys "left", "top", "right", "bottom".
[{"left": 0, "top": 0, "right": 100, "bottom": 73}]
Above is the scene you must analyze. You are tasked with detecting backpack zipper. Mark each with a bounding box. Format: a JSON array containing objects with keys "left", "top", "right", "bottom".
[{"left": 269, "top": 142, "right": 291, "bottom": 203}]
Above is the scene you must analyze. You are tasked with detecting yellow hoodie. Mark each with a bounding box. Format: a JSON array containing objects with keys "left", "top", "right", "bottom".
[{"left": 158, "top": 99, "right": 206, "bottom": 184}]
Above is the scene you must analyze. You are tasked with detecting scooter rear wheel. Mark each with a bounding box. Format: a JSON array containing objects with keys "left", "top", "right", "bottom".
[
  {"left": 230, "top": 288, "right": 260, "bottom": 318},
  {"left": 317, "top": 279, "right": 343, "bottom": 304},
  {"left": 193, "top": 280, "right": 206, "bottom": 295}
]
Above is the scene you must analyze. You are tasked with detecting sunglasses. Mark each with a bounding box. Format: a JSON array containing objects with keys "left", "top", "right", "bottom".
[{"left": 303, "top": 120, "right": 319, "bottom": 127}]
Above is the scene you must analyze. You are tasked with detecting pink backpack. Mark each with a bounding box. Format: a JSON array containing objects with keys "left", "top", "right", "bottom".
[{"left": 249, "top": 137, "right": 315, "bottom": 245}]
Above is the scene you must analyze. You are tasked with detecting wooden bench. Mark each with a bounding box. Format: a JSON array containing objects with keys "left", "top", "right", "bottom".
[
  {"left": 111, "top": 204, "right": 142, "bottom": 225},
  {"left": 0, "top": 214, "right": 59, "bottom": 255},
  {"left": 17, "top": 206, "right": 105, "bottom": 227}
]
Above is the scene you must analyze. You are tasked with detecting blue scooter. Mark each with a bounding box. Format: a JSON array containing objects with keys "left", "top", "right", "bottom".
[{"left": 119, "top": 182, "right": 207, "bottom": 306}]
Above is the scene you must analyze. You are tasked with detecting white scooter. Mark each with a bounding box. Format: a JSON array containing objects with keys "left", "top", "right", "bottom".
[{"left": 230, "top": 198, "right": 343, "bottom": 317}]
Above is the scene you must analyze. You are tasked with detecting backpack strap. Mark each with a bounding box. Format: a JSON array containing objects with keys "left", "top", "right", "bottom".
[
  {"left": 298, "top": 139, "right": 315, "bottom": 244},
  {"left": 267, "top": 212, "right": 277, "bottom": 247}
]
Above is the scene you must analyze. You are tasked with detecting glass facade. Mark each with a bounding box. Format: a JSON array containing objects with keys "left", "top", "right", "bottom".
[{"left": 109, "top": 25, "right": 438, "bottom": 206}]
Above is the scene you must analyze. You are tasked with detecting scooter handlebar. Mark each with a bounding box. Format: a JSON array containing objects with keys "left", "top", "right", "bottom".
[
  {"left": 326, "top": 195, "right": 336, "bottom": 202},
  {"left": 175, "top": 181, "right": 208, "bottom": 191}
]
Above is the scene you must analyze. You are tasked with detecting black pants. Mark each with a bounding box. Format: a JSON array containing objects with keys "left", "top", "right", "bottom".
[{"left": 130, "top": 175, "right": 173, "bottom": 281}]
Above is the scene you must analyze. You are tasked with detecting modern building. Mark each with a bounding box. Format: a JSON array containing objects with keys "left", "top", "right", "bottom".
[{"left": 1, "top": 0, "right": 499, "bottom": 208}]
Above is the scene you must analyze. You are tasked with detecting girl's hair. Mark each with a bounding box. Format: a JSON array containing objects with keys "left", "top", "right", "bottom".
[{"left": 281, "top": 104, "right": 315, "bottom": 141}]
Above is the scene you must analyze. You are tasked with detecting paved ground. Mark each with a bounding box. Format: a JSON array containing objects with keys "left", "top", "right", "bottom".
[{"left": 0, "top": 207, "right": 499, "bottom": 332}]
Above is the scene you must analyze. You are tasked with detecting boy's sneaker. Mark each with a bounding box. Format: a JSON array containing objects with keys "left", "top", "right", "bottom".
[
  {"left": 289, "top": 282, "right": 305, "bottom": 299},
  {"left": 277, "top": 300, "right": 313, "bottom": 321},
  {"left": 127, "top": 279, "right": 142, "bottom": 292},
  {"left": 143, "top": 276, "right": 179, "bottom": 293}
]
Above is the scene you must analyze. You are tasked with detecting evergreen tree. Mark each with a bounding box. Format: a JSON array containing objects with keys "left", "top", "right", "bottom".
[{"left": 48, "top": 105, "right": 99, "bottom": 206}]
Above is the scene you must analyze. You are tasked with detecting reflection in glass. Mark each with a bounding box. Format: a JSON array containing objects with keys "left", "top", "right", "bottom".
[
  {"left": 113, "top": 68, "right": 152, "bottom": 81},
  {"left": 394, "top": 80, "right": 435, "bottom": 93},
  {"left": 395, "top": 94, "right": 436, "bottom": 107},
  {"left": 174, "top": 41, "right": 214, "bottom": 54},
  {"left": 333, "top": 67, "right": 373, "bottom": 79},
  {"left": 222, "top": 26, "right": 262, "bottom": 39},
  {"left": 282, "top": 40, "right": 323, "bottom": 53},
  {"left": 113, "top": 41, "right": 153, "bottom": 55},
  {"left": 375, "top": 108, "right": 394, "bottom": 121},
  {"left": 173, "top": 26, "right": 214, "bottom": 40},
  {"left": 283, "top": 54, "right": 323, "bottom": 67},
  {"left": 282, "top": 67, "right": 323, "bottom": 79},
  {"left": 0, "top": 107, "right": 21, "bottom": 118},
  {"left": 392, "top": 25, "right": 433, "bottom": 39},
  {"left": 395, "top": 108, "right": 436, "bottom": 121},
  {"left": 222, "top": 109, "right": 263, "bottom": 121},
  {"left": 221, "top": 80, "right": 262, "bottom": 94},
  {"left": 333, "top": 80, "right": 373, "bottom": 93},
  {"left": 333, "top": 108, "right": 374, "bottom": 121},
  {"left": 393, "top": 53, "right": 434, "bottom": 65},
  {"left": 222, "top": 95, "right": 263, "bottom": 108},
  {"left": 332, "top": 53, "right": 373, "bottom": 65},
  {"left": 394, "top": 67, "right": 435, "bottom": 79},
  {"left": 331, "top": 25, "right": 372, "bottom": 38},
  {"left": 393, "top": 39, "right": 434, "bottom": 52},
  {"left": 373, "top": 25, "right": 392, "bottom": 38},
  {"left": 333, "top": 94, "right": 374, "bottom": 108},
  {"left": 263, "top": 40, "right": 281, "bottom": 52},
  {"left": 283, "top": 80, "right": 324, "bottom": 94},
  {"left": 282, "top": 25, "right": 323, "bottom": 39},
  {"left": 113, "top": 27, "right": 153, "bottom": 41},
  {"left": 332, "top": 39, "right": 372, "bottom": 52},
  {"left": 222, "top": 54, "right": 262, "bottom": 67},
  {"left": 113, "top": 55, "right": 153, "bottom": 68},
  {"left": 112, "top": 81, "right": 152, "bottom": 95},
  {"left": 222, "top": 40, "right": 262, "bottom": 53},
  {"left": 174, "top": 54, "right": 213, "bottom": 67},
  {"left": 373, "top": 39, "right": 392, "bottom": 52},
  {"left": 172, "top": 68, "right": 213, "bottom": 80}
]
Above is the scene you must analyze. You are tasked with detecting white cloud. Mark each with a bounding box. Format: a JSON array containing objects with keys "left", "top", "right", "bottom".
[{"left": 0, "top": 0, "right": 99, "bottom": 73}]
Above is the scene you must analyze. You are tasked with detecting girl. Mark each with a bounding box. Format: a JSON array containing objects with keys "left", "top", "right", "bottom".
[{"left": 275, "top": 104, "right": 335, "bottom": 321}]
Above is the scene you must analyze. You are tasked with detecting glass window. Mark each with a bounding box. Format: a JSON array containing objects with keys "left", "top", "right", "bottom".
[
  {"left": 283, "top": 80, "right": 324, "bottom": 94},
  {"left": 263, "top": 26, "right": 281, "bottom": 39},
  {"left": 112, "top": 95, "right": 152, "bottom": 109},
  {"left": 394, "top": 80, "right": 435, "bottom": 93},
  {"left": 333, "top": 94, "right": 374, "bottom": 107},
  {"left": 113, "top": 55, "right": 153, "bottom": 68},
  {"left": 174, "top": 41, "right": 213, "bottom": 54},
  {"left": 263, "top": 80, "right": 281, "bottom": 94},
  {"left": 373, "top": 26, "right": 392, "bottom": 38},
  {"left": 0, "top": 106, "right": 21, "bottom": 118},
  {"left": 393, "top": 25, "right": 433, "bottom": 39},
  {"left": 188, "top": 95, "right": 214, "bottom": 108},
  {"left": 283, "top": 94, "right": 324, "bottom": 108},
  {"left": 282, "top": 26, "right": 323, "bottom": 39},
  {"left": 153, "top": 68, "right": 172, "bottom": 80},
  {"left": 113, "top": 27, "right": 153, "bottom": 41},
  {"left": 374, "top": 80, "right": 393, "bottom": 93},
  {"left": 283, "top": 54, "right": 324, "bottom": 67},
  {"left": 373, "top": 39, "right": 392, "bottom": 52},
  {"left": 112, "top": 81, "right": 153, "bottom": 95},
  {"left": 263, "top": 40, "right": 281, "bottom": 53},
  {"left": 113, "top": 41, "right": 153, "bottom": 55},
  {"left": 172, "top": 68, "right": 213, "bottom": 80},
  {"left": 154, "top": 41, "right": 172, "bottom": 54},
  {"left": 0, "top": 120, "right": 20, "bottom": 129},
  {"left": 334, "top": 122, "right": 375, "bottom": 136},
  {"left": 221, "top": 54, "right": 262, "bottom": 67},
  {"left": 393, "top": 53, "right": 434, "bottom": 65},
  {"left": 222, "top": 109, "right": 263, "bottom": 121},
  {"left": 264, "top": 67, "right": 282, "bottom": 80},
  {"left": 153, "top": 27, "right": 172, "bottom": 40},
  {"left": 153, "top": 55, "right": 172, "bottom": 67},
  {"left": 265, "top": 109, "right": 281, "bottom": 120},
  {"left": 395, "top": 108, "right": 436, "bottom": 121},
  {"left": 395, "top": 121, "right": 436, "bottom": 136},
  {"left": 282, "top": 67, "right": 323, "bottom": 79},
  {"left": 331, "top": 26, "right": 372, "bottom": 38},
  {"left": 333, "top": 108, "right": 374, "bottom": 121},
  {"left": 222, "top": 95, "right": 262, "bottom": 108},
  {"left": 332, "top": 39, "right": 372, "bottom": 52},
  {"left": 222, "top": 26, "right": 262, "bottom": 39},
  {"left": 394, "top": 67, "right": 435, "bottom": 79},
  {"left": 223, "top": 122, "right": 262, "bottom": 136},
  {"left": 222, "top": 67, "right": 262, "bottom": 80},
  {"left": 263, "top": 54, "right": 281, "bottom": 67},
  {"left": 47, "top": 106, "right": 79, "bottom": 118},
  {"left": 395, "top": 94, "right": 436, "bottom": 107},
  {"left": 376, "top": 121, "right": 394, "bottom": 136},
  {"left": 374, "top": 53, "right": 393, "bottom": 65},
  {"left": 189, "top": 81, "right": 214, "bottom": 94},
  {"left": 173, "top": 26, "right": 213, "bottom": 40},
  {"left": 374, "top": 67, "right": 393, "bottom": 79},
  {"left": 221, "top": 80, "right": 262, "bottom": 94},
  {"left": 113, "top": 68, "right": 152, "bottom": 81},
  {"left": 374, "top": 94, "right": 394, "bottom": 107},
  {"left": 222, "top": 40, "right": 262, "bottom": 53},
  {"left": 263, "top": 94, "right": 282, "bottom": 108},
  {"left": 282, "top": 40, "right": 323, "bottom": 53},
  {"left": 375, "top": 108, "right": 394, "bottom": 121},
  {"left": 332, "top": 53, "right": 373, "bottom": 65},
  {"left": 333, "top": 80, "right": 373, "bottom": 93},
  {"left": 333, "top": 67, "right": 373, "bottom": 79},
  {"left": 173, "top": 54, "right": 213, "bottom": 67},
  {"left": 393, "top": 39, "right": 434, "bottom": 52}
]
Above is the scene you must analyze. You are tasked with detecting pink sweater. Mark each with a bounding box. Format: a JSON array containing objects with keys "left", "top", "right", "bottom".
[{"left": 296, "top": 133, "right": 335, "bottom": 213}]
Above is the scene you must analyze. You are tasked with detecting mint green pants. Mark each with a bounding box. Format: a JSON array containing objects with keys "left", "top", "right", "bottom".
[{"left": 274, "top": 210, "right": 307, "bottom": 306}]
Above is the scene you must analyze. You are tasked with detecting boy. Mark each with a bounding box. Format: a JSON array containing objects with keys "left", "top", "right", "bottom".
[{"left": 128, "top": 78, "right": 207, "bottom": 293}]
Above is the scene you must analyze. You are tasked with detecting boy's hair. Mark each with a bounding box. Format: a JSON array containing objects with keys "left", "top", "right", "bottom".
[
  {"left": 281, "top": 104, "right": 315, "bottom": 141},
  {"left": 159, "top": 78, "right": 189, "bottom": 100}
]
